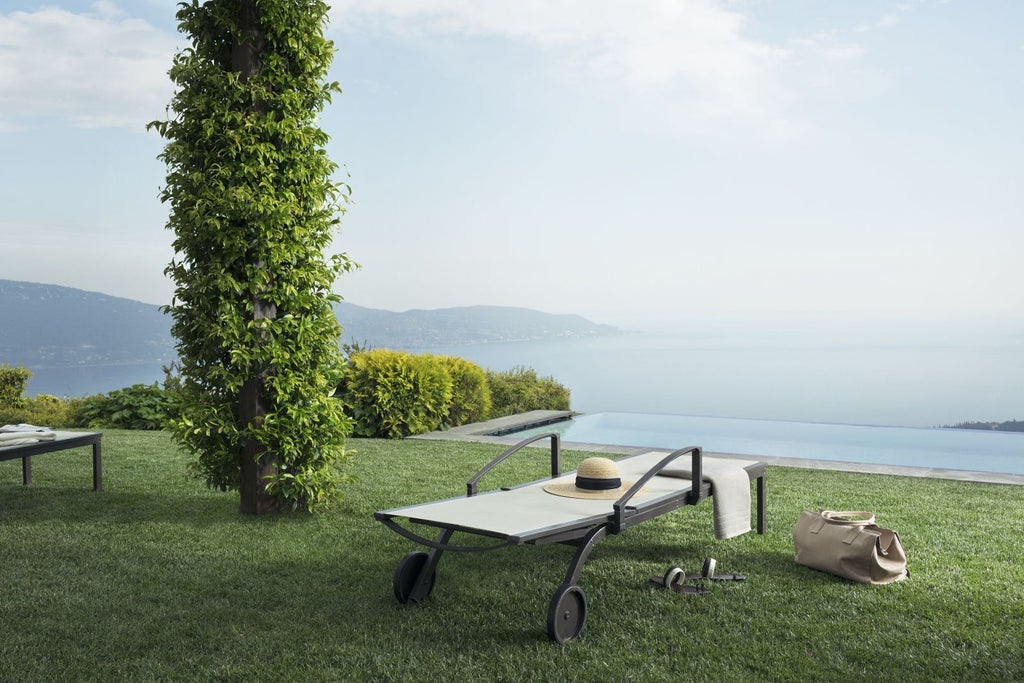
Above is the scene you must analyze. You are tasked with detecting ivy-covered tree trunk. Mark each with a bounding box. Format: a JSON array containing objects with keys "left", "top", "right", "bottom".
[
  {"left": 150, "top": 0, "right": 355, "bottom": 514},
  {"left": 231, "top": 1, "right": 277, "bottom": 514}
]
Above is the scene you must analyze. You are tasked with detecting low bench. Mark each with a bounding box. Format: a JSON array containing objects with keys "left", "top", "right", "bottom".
[{"left": 0, "top": 431, "right": 102, "bottom": 491}]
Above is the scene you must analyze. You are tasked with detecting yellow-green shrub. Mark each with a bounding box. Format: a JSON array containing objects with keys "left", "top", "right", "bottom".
[
  {"left": 340, "top": 349, "right": 453, "bottom": 438},
  {"left": 430, "top": 355, "right": 491, "bottom": 427},
  {"left": 486, "top": 366, "right": 570, "bottom": 418},
  {"left": 0, "top": 394, "right": 84, "bottom": 428},
  {"left": 0, "top": 364, "right": 32, "bottom": 409}
]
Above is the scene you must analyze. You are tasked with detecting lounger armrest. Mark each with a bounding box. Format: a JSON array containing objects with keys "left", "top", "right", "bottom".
[
  {"left": 466, "top": 432, "right": 562, "bottom": 496},
  {"left": 612, "top": 446, "right": 702, "bottom": 531}
]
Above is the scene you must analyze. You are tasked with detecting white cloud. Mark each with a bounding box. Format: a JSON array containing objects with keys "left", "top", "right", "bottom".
[
  {"left": 329, "top": 0, "right": 795, "bottom": 142},
  {"left": 856, "top": 2, "right": 913, "bottom": 33},
  {"left": 792, "top": 33, "right": 866, "bottom": 61},
  {"left": 0, "top": 3, "right": 176, "bottom": 131}
]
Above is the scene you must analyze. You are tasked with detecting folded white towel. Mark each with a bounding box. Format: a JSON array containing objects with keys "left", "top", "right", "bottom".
[
  {"left": 659, "top": 457, "right": 759, "bottom": 540},
  {"left": 0, "top": 431, "right": 58, "bottom": 447},
  {"left": 1, "top": 423, "right": 55, "bottom": 433}
]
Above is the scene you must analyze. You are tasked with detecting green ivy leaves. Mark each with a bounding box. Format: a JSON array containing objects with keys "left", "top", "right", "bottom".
[{"left": 149, "top": 0, "right": 354, "bottom": 512}]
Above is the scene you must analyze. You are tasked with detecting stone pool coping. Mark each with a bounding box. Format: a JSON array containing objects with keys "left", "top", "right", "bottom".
[{"left": 411, "top": 410, "right": 1024, "bottom": 486}]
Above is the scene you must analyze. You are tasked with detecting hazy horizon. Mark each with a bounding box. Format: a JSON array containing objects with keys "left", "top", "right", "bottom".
[{"left": 5, "top": 276, "right": 1023, "bottom": 347}]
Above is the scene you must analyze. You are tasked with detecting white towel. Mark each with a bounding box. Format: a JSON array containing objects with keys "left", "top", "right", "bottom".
[
  {"left": 1, "top": 423, "right": 55, "bottom": 433},
  {"left": 659, "top": 457, "right": 758, "bottom": 540},
  {"left": 0, "top": 431, "right": 58, "bottom": 447}
]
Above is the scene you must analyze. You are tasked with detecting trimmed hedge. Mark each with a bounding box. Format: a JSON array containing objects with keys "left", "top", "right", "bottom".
[
  {"left": 431, "top": 354, "right": 492, "bottom": 427},
  {"left": 339, "top": 351, "right": 575, "bottom": 438},
  {"left": 486, "top": 365, "right": 570, "bottom": 418},
  {"left": 340, "top": 350, "right": 454, "bottom": 438},
  {"left": 3, "top": 355, "right": 572, "bottom": 437},
  {"left": 339, "top": 352, "right": 570, "bottom": 437}
]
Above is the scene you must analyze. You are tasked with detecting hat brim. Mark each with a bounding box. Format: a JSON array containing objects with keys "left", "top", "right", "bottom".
[{"left": 542, "top": 479, "right": 638, "bottom": 500}]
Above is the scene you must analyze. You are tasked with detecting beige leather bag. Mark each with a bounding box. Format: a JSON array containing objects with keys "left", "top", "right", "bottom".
[{"left": 794, "top": 510, "right": 909, "bottom": 585}]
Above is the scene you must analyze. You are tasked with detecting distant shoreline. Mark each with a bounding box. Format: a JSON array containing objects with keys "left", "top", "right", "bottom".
[{"left": 943, "top": 420, "right": 1024, "bottom": 433}]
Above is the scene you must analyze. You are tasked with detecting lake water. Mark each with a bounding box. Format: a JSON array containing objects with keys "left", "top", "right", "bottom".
[
  {"left": 24, "top": 329, "right": 1024, "bottom": 429},
  {"left": 510, "top": 411, "right": 1024, "bottom": 476},
  {"left": 419, "top": 331, "right": 1024, "bottom": 429},
  {"left": 27, "top": 363, "right": 170, "bottom": 398}
]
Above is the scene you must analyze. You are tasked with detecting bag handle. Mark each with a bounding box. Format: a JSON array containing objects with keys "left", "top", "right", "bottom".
[{"left": 821, "top": 510, "right": 876, "bottom": 526}]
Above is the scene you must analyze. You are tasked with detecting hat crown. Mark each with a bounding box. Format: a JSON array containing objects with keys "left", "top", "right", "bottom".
[
  {"left": 577, "top": 457, "right": 620, "bottom": 480},
  {"left": 542, "top": 456, "right": 638, "bottom": 499}
]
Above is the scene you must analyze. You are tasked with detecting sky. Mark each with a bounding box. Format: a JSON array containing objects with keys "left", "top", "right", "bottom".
[{"left": 1, "top": 0, "right": 1022, "bottom": 333}]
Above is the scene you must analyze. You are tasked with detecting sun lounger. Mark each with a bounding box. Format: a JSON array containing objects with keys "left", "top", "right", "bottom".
[{"left": 375, "top": 433, "right": 766, "bottom": 642}]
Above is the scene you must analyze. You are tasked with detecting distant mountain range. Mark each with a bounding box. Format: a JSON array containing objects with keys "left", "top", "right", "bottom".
[
  {"left": 335, "top": 301, "right": 618, "bottom": 348},
  {"left": 1, "top": 280, "right": 176, "bottom": 368},
  {"left": 0, "top": 280, "right": 618, "bottom": 368}
]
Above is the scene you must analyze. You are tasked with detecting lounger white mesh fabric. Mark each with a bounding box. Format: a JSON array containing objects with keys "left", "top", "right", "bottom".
[{"left": 379, "top": 450, "right": 700, "bottom": 543}]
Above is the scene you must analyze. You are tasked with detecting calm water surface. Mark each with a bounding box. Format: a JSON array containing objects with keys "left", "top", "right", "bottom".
[
  {"left": 25, "top": 330, "right": 1024, "bottom": 431},
  {"left": 512, "top": 411, "right": 1024, "bottom": 475},
  {"left": 421, "top": 331, "right": 1024, "bottom": 428}
]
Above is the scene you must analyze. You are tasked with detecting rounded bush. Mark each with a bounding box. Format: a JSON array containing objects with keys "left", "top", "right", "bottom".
[
  {"left": 486, "top": 366, "right": 570, "bottom": 418},
  {"left": 341, "top": 350, "right": 453, "bottom": 438},
  {"left": 430, "top": 355, "right": 491, "bottom": 427},
  {"left": 0, "top": 364, "right": 32, "bottom": 409}
]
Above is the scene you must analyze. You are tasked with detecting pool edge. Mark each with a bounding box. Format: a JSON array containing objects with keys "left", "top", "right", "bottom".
[{"left": 410, "top": 411, "right": 1024, "bottom": 487}]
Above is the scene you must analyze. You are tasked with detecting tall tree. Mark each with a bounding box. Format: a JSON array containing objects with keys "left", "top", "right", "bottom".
[{"left": 149, "top": 0, "right": 355, "bottom": 513}]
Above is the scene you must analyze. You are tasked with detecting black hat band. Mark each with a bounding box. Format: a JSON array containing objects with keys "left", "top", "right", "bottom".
[{"left": 575, "top": 475, "right": 621, "bottom": 491}]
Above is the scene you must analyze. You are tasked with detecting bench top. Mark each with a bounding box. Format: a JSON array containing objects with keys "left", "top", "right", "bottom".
[{"left": 0, "top": 431, "right": 101, "bottom": 460}]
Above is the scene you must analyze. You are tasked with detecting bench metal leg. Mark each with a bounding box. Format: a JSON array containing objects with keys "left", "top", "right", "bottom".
[
  {"left": 92, "top": 441, "right": 102, "bottom": 492},
  {"left": 756, "top": 474, "right": 766, "bottom": 534},
  {"left": 17, "top": 444, "right": 102, "bottom": 491}
]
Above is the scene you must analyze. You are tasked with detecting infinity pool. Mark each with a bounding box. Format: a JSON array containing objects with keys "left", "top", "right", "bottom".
[{"left": 509, "top": 412, "right": 1024, "bottom": 476}]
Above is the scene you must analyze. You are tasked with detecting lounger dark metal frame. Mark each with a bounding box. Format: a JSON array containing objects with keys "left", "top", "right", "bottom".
[
  {"left": 0, "top": 431, "right": 102, "bottom": 492},
  {"left": 375, "top": 433, "right": 766, "bottom": 643}
]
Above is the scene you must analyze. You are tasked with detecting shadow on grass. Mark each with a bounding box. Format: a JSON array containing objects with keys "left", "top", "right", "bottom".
[{"left": 1, "top": 481, "right": 235, "bottom": 524}]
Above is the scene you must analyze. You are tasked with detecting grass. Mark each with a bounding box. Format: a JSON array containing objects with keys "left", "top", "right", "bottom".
[{"left": 1, "top": 430, "right": 1022, "bottom": 681}]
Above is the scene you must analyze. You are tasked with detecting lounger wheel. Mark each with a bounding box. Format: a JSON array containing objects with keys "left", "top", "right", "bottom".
[
  {"left": 393, "top": 551, "right": 435, "bottom": 604},
  {"left": 546, "top": 583, "right": 587, "bottom": 644}
]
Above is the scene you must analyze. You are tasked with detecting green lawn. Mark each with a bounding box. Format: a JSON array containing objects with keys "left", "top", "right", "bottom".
[{"left": 1, "top": 431, "right": 1022, "bottom": 681}]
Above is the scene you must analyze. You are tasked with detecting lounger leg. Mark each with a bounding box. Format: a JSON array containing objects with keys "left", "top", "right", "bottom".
[
  {"left": 22, "top": 456, "right": 31, "bottom": 486},
  {"left": 561, "top": 523, "right": 610, "bottom": 587},
  {"left": 546, "top": 524, "right": 611, "bottom": 643},
  {"left": 409, "top": 529, "right": 452, "bottom": 603}
]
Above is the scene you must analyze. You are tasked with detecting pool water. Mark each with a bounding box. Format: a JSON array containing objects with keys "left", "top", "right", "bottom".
[{"left": 510, "top": 412, "right": 1024, "bottom": 476}]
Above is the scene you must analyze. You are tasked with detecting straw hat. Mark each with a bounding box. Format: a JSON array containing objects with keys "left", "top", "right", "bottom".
[{"left": 543, "top": 457, "right": 638, "bottom": 500}]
